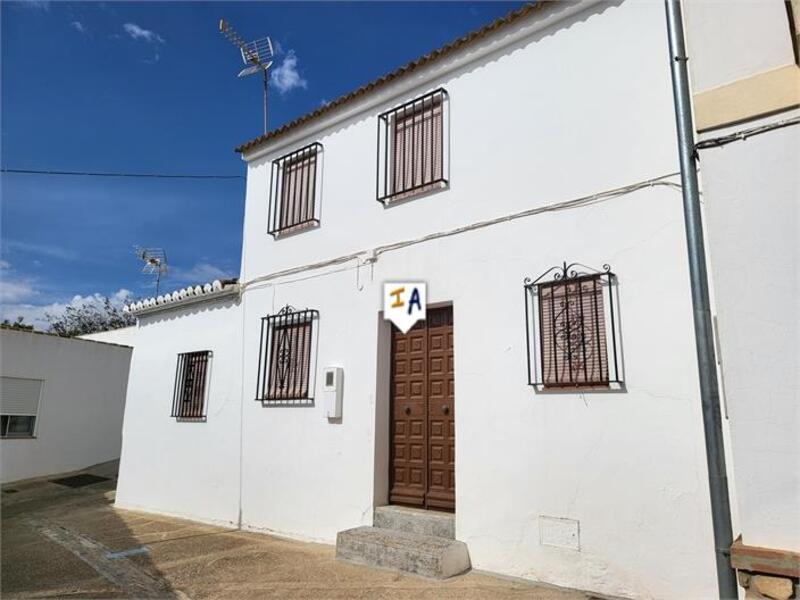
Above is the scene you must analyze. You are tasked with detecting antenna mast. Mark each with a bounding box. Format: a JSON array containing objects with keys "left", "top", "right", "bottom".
[
  {"left": 134, "top": 247, "right": 168, "bottom": 296},
  {"left": 219, "top": 19, "right": 274, "bottom": 134}
]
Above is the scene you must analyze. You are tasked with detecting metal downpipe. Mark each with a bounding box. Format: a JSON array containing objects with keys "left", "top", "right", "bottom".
[{"left": 663, "top": 2, "right": 738, "bottom": 598}]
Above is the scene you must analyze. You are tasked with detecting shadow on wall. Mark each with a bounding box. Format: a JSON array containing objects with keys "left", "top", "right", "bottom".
[{"left": 0, "top": 460, "right": 185, "bottom": 598}]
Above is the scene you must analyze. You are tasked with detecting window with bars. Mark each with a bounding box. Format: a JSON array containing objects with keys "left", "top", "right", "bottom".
[
  {"left": 172, "top": 351, "right": 211, "bottom": 419},
  {"left": 524, "top": 263, "right": 622, "bottom": 389},
  {"left": 256, "top": 306, "right": 318, "bottom": 405},
  {"left": 268, "top": 142, "right": 322, "bottom": 236},
  {"left": 377, "top": 88, "right": 449, "bottom": 204}
]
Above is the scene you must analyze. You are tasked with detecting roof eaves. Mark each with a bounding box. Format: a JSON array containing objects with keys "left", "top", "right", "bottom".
[
  {"left": 125, "top": 278, "right": 240, "bottom": 316},
  {"left": 234, "top": 2, "right": 543, "bottom": 155}
]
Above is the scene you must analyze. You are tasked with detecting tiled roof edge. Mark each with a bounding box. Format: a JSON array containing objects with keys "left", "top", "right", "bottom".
[
  {"left": 124, "top": 278, "right": 240, "bottom": 316},
  {"left": 235, "top": 2, "right": 543, "bottom": 154}
]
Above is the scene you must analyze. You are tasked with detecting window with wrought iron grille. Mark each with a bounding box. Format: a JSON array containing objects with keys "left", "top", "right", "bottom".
[
  {"left": 256, "top": 306, "right": 318, "bottom": 405},
  {"left": 172, "top": 351, "right": 211, "bottom": 419},
  {"left": 377, "top": 88, "right": 449, "bottom": 204},
  {"left": 524, "top": 263, "right": 623, "bottom": 389},
  {"left": 268, "top": 142, "right": 322, "bottom": 236}
]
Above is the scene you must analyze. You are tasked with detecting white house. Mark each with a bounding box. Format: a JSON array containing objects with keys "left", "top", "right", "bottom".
[
  {"left": 683, "top": 1, "right": 800, "bottom": 596},
  {"left": 115, "top": 2, "right": 799, "bottom": 598},
  {"left": 0, "top": 329, "right": 132, "bottom": 483}
]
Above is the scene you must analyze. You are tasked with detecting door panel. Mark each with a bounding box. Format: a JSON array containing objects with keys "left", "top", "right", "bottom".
[{"left": 389, "top": 306, "right": 455, "bottom": 511}]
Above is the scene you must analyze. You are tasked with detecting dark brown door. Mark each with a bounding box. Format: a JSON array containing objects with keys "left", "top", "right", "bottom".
[{"left": 390, "top": 306, "right": 455, "bottom": 511}]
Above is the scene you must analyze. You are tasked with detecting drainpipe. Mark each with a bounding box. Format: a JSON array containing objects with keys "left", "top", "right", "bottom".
[{"left": 663, "top": 2, "right": 738, "bottom": 598}]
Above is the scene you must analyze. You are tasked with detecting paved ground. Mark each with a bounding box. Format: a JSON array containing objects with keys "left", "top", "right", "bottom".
[{"left": 2, "top": 464, "right": 593, "bottom": 599}]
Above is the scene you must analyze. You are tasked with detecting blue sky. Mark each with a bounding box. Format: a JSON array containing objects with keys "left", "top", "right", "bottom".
[{"left": 1, "top": 0, "right": 522, "bottom": 329}]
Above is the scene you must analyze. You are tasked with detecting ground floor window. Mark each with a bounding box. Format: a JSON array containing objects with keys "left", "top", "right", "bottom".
[
  {"left": 524, "top": 262, "right": 623, "bottom": 389},
  {"left": 172, "top": 351, "right": 211, "bottom": 420},
  {"left": 0, "top": 376, "right": 42, "bottom": 438},
  {"left": 1, "top": 415, "right": 36, "bottom": 438},
  {"left": 256, "top": 305, "right": 318, "bottom": 406}
]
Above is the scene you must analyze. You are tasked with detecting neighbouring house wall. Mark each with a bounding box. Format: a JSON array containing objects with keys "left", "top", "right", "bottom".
[
  {"left": 0, "top": 330, "right": 131, "bottom": 483},
  {"left": 684, "top": 0, "right": 800, "bottom": 556},
  {"left": 79, "top": 326, "right": 137, "bottom": 348},
  {"left": 697, "top": 111, "right": 800, "bottom": 552},
  {"left": 114, "top": 298, "right": 243, "bottom": 527},
  {"left": 683, "top": 0, "right": 800, "bottom": 131}
]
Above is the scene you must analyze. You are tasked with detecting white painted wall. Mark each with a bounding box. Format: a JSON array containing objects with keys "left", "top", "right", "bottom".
[
  {"left": 117, "top": 2, "right": 725, "bottom": 598},
  {"left": 115, "top": 298, "right": 243, "bottom": 527},
  {"left": 0, "top": 330, "right": 131, "bottom": 483},
  {"left": 683, "top": 0, "right": 796, "bottom": 93},
  {"left": 698, "top": 111, "right": 800, "bottom": 552},
  {"left": 79, "top": 326, "right": 137, "bottom": 348}
]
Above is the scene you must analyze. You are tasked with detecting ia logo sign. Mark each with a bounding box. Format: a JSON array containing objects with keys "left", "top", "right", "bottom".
[{"left": 383, "top": 282, "right": 427, "bottom": 333}]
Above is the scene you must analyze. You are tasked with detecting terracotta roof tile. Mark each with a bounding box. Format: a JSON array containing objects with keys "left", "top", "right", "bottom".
[{"left": 235, "top": 2, "right": 543, "bottom": 155}]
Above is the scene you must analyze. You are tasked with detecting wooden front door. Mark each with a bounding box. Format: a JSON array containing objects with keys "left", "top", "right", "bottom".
[{"left": 390, "top": 306, "right": 455, "bottom": 511}]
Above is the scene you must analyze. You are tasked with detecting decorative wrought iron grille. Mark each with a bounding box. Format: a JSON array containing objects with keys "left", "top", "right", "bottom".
[
  {"left": 172, "top": 351, "right": 211, "bottom": 419},
  {"left": 376, "top": 88, "right": 449, "bottom": 204},
  {"left": 256, "top": 306, "right": 318, "bottom": 405},
  {"left": 524, "top": 263, "right": 623, "bottom": 389},
  {"left": 268, "top": 142, "right": 322, "bottom": 236}
]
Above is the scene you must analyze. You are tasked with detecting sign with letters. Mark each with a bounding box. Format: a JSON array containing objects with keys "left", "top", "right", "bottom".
[{"left": 383, "top": 282, "right": 427, "bottom": 333}]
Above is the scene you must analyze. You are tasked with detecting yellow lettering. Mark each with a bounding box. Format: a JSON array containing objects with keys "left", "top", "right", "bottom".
[{"left": 389, "top": 287, "right": 405, "bottom": 308}]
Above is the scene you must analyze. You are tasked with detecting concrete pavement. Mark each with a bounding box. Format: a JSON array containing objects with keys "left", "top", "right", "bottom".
[{"left": 2, "top": 464, "right": 596, "bottom": 599}]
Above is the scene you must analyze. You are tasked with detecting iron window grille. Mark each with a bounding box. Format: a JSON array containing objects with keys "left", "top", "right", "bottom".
[
  {"left": 256, "top": 305, "right": 318, "bottom": 406},
  {"left": 268, "top": 142, "right": 323, "bottom": 236},
  {"left": 524, "top": 263, "right": 623, "bottom": 389},
  {"left": 377, "top": 88, "right": 449, "bottom": 204},
  {"left": 172, "top": 351, "right": 211, "bottom": 420}
]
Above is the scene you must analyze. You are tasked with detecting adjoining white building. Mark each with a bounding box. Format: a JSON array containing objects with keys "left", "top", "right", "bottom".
[
  {"left": 683, "top": 1, "right": 800, "bottom": 596},
  {"left": 0, "top": 329, "right": 132, "bottom": 484},
  {"left": 115, "top": 2, "right": 799, "bottom": 598}
]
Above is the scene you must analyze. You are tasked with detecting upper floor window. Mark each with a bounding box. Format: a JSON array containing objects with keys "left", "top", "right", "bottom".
[
  {"left": 268, "top": 142, "right": 322, "bottom": 236},
  {"left": 1, "top": 376, "right": 42, "bottom": 438},
  {"left": 172, "top": 351, "right": 211, "bottom": 420},
  {"left": 256, "top": 306, "right": 318, "bottom": 406},
  {"left": 524, "top": 263, "right": 623, "bottom": 390},
  {"left": 377, "top": 88, "right": 449, "bottom": 204}
]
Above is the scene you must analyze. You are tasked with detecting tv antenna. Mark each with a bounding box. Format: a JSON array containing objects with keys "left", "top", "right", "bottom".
[
  {"left": 219, "top": 19, "right": 274, "bottom": 134},
  {"left": 134, "top": 247, "right": 168, "bottom": 295}
]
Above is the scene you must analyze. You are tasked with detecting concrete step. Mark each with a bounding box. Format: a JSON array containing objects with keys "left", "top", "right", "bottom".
[
  {"left": 336, "top": 526, "right": 470, "bottom": 579},
  {"left": 373, "top": 505, "right": 455, "bottom": 539}
]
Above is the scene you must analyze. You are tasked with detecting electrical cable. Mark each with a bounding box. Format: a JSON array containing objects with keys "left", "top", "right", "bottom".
[
  {"left": 695, "top": 116, "right": 800, "bottom": 150},
  {"left": 240, "top": 171, "right": 682, "bottom": 292}
]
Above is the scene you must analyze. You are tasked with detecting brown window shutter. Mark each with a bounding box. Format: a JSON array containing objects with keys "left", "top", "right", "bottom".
[
  {"left": 267, "top": 320, "right": 312, "bottom": 400},
  {"left": 538, "top": 276, "right": 609, "bottom": 387},
  {"left": 279, "top": 148, "right": 318, "bottom": 231},
  {"left": 391, "top": 97, "right": 443, "bottom": 196}
]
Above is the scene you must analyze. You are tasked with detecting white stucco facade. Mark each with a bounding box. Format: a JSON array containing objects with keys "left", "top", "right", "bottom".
[
  {"left": 113, "top": 2, "right": 779, "bottom": 598},
  {"left": 79, "top": 325, "right": 138, "bottom": 348},
  {"left": 0, "top": 330, "right": 132, "bottom": 483}
]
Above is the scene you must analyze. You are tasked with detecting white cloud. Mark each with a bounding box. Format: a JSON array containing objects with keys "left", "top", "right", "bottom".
[
  {"left": 123, "top": 22, "right": 165, "bottom": 44},
  {"left": 0, "top": 278, "right": 37, "bottom": 303},
  {"left": 170, "top": 262, "right": 234, "bottom": 285},
  {"left": 70, "top": 20, "right": 87, "bottom": 34},
  {"left": 0, "top": 260, "right": 10, "bottom": 269},
  {"left": 0, "top": 289, "right": 133, "bottom": 332},
  {"left": 270, "top": 50, "right": 307, "bottom": 95}
]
